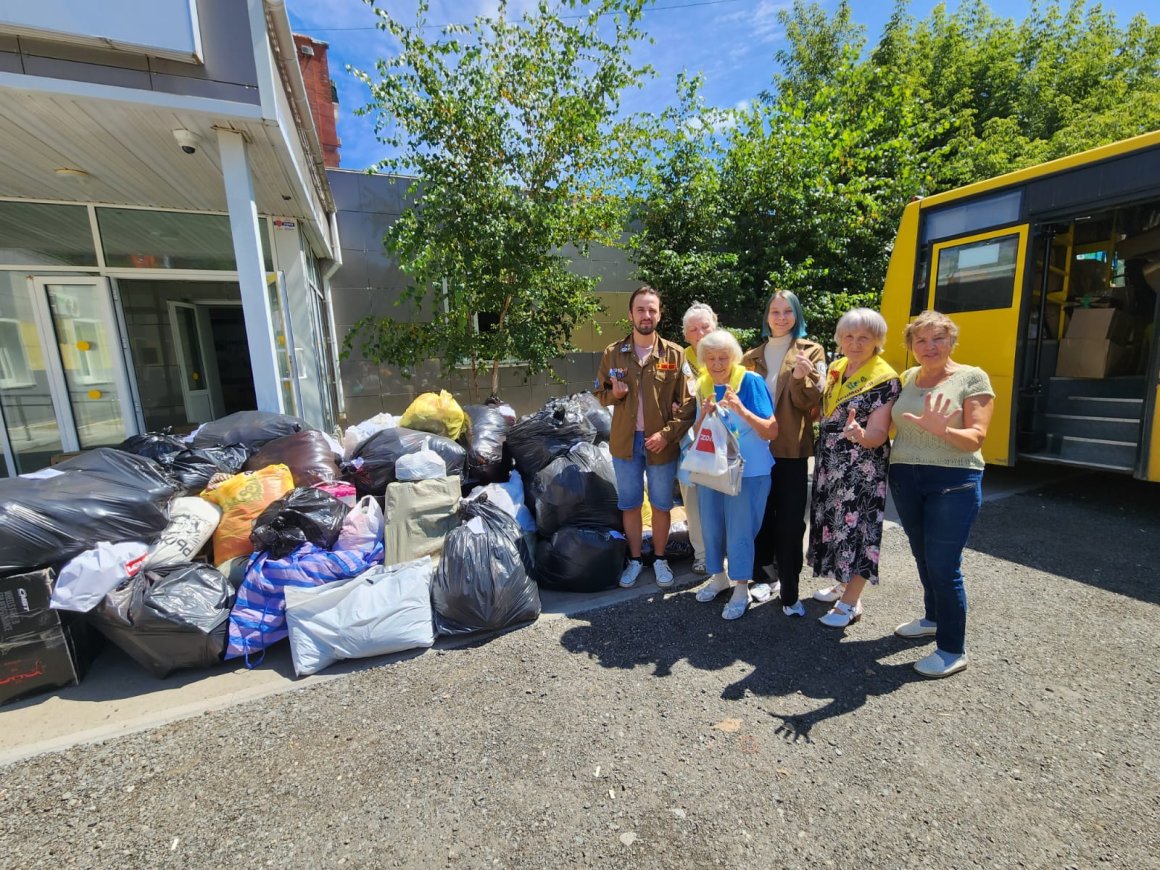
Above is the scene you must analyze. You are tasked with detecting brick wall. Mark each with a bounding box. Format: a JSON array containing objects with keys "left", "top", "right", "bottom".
[{"left": 293, "top": 34, "right": 340, "bottom": 168}]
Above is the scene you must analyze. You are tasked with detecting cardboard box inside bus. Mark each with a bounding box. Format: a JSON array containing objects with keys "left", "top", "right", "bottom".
[
  {"left": 1055, "top": 338, "right": 1135, "bottom": 379},
  {"left": 1065, "top": 308, "right": 1140, "bottom": 343}
]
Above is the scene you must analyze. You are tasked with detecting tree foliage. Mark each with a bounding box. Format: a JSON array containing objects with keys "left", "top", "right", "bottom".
[
  {"left": 634, "top": 0, "right": 1160, "bottom": 350},
  {"left": 345, "top": 0, "right": 654, "bottom": 398}
]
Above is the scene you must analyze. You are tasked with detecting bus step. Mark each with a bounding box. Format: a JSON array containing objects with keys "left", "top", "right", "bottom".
[
  {"left": 1035, "top": 433, "right": 1138, "bottom": 469},
  {"left": 1042, "top": 413, "right": 1143, "bottom": 441},
  {"left": 1047, "top": 375, "right": 1146, "bottom": 400},
  {"left": 1056, "top": 395, "right": 1145, "bottom": 419}
]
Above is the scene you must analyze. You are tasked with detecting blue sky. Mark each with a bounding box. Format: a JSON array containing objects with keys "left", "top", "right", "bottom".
[{"left": 287, "top": 0, "right": 1157, "bottom": 171}]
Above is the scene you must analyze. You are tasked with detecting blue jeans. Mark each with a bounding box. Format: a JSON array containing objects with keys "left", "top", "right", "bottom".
[
  {"left": 888, "top": 464, "right": 983, "bottom": 655},
  {"left": 612, "top": 432, "right": 677, "bottom": 511},
  {"left": 698, "top": 474, "right": 772, "bottom": 583}
]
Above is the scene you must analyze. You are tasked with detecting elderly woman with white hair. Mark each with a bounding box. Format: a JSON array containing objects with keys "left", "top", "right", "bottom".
[
  {"left": 690, "top": 329, "right": 778, "bottom": 620},
  {"left": 808, "top": 307, "right": 900, "bottom": 628},
  {"left": 677, "top": 301, "right": 719, "bottom": 574}
]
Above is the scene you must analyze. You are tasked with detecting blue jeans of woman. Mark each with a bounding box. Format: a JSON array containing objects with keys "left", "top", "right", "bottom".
[
  {"left": 698, "top": 474, "right": 772, "bottom": 583},
  {"left": 888, "top": 464, "right": 982, "bottom": 655}
]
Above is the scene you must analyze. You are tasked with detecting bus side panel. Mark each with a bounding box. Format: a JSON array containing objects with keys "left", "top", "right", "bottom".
[
  {"left": 1148, "top": 386, "right": 1160, "bottom": 482},
  {"left": 880, "top": 201, "right": 922, "bottom": 374}
]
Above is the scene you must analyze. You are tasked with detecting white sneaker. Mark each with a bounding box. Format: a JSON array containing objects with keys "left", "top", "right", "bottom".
[
  {"left": 782, "top": 601, "right": 806, "bottom": 617},
  {"left": 654, "top": 559, "right": 674, "bottom": 588},
  {"left": 750, "top": 582, "right": 773, "bottom": 603},
  {"left": 692, "top": 558, "right": 708, "bottom": 575},
  {"left": 812, "top": 582, "right": 846, "bottom": 603},
  {"left": 695, "top": 573, "right": 731, "bottom": 602},
  {"left": 619, "top": 559, "right": 643, "bottom": 588},
  {"left": 895, "top": 618, "right": 937, "bottom": 639},
  {"left": 914, "top": 650, "right": 967, "bottom": 678}
]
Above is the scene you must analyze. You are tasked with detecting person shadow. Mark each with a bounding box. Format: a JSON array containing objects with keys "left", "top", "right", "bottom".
[{"left": 558, "top": 587, "right": 922, "bottom": 743}]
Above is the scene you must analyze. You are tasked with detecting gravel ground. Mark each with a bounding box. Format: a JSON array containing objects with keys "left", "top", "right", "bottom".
[{"left": 2, "top": 472, "right": 1158, "bottom": 869}]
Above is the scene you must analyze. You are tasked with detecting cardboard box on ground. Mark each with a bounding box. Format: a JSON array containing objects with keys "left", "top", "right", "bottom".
[
  {"left": 1055, "top": 307, "right": 1145, "bottom": 379},
  {"left": 0, "top": 570, "right": 97, "bottom": 706}
]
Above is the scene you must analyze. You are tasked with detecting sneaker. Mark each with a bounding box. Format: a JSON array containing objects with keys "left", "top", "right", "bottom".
[
  {"left": 914, "top": 649, "right": 967, "bottom": 678},
  {"left": 618, "top": 559, "right": 643, "bottom": 588},
  {"left": 819, "top": 599, "right": 862, "bottom": 628},
  {"left": 750, "top": 582, "right": 773, "bottom": 603},
  {"left": 895, "top": 618, "right": 938, "bottom": 639},
  {"left": 695, "top": 573, "right": 731, "bottom": 602},
  {"left": 691, "top": 558, "right": 708, "bottom": 575},
  {"left": 812, "top": 582, "right": 846, "bottom": 603},
  {"left": 654, "top": 559, "right": 674, "bottom": 589},
  {"left": 782, "top": 601, "right": 806, "bottom": 617}
]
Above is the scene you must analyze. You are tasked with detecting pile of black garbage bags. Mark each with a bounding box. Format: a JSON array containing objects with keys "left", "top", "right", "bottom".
[{"left": 0, "top": 387, "right": 664, "bottom": 706}]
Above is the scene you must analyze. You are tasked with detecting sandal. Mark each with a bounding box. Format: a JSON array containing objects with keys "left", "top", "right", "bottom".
[{"left": 819, "top": 599, "right": 862, "bottom": 628}]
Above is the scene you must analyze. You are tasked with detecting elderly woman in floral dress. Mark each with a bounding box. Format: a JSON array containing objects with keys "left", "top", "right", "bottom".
[{"left": 808, "top": 308, "right": 900, "bottom": 628}]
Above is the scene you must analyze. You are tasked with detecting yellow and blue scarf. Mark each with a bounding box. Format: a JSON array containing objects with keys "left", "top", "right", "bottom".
[{"left": 821, "top": 355, "right": 898, "bottom": 418}]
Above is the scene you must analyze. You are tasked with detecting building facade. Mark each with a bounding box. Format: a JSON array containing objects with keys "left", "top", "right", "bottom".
[{"left": 0, "top": 0, "right": 342, "bottom": 475}]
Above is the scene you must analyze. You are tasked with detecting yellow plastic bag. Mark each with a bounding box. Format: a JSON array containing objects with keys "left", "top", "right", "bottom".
[
  {"left": 202, "top": 464, "right": 295, "bottom": 565},
  {"left": 400, "top": 390, "right": 468, "bottom": 441},
  {"left": 641, "top": 481, "right": 653, "bottom": 530}
]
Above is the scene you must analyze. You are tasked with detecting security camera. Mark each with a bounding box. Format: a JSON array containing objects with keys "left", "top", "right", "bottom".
[{"left": 173, "top": 129, "right": 200, "bottom": 155}]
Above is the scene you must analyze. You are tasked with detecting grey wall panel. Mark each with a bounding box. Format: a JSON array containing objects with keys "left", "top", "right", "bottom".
[
  {"left": 22, "top": 55, "right": 151, "bottom": 90},
  {"left": 148, "top": 0, "right": 258, "bottom": 87},
  {"left": 17, "top": 37, "right": 150, "bottom": 69},
  {"left": 0, "top": 50, "right": 21, "bottom": 73},
  {"left": 148, "top": 72, "right": 258, "bottom": 104},
  {"left": 328, "top": 171, "right": 362, "bottom": 210}
]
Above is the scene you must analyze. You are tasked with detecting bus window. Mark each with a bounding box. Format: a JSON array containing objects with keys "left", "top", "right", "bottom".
[
  {"left": 922, "top": 190, "right": 1023, "bottom": 243},
  {"left": 933, "top": 234, "right": 1021, "bottom": 313}
]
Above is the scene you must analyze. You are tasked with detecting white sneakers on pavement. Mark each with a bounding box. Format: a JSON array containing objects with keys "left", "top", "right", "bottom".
[
  {"left": 653, "top": 559, "right": 674, "bottom": 588},
  {"left": 749, "top": 580, "right": 781, "bottom": 604},
  {"left": 618, "top": 559, "right": 644, "bottom": 588},
  {"left": 782, "top": 601, "right": 806, "bottom": 617},
  {"left": 914, "top": 650, "right": 967, "bottom": 678}
]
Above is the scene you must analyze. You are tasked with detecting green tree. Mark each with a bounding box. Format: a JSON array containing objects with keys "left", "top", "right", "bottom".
[
  {"left": 629, "top": 74, "right": 747, "bottom": 341},
  {"left": 344, "top": 0, "right": 654, "bottom": 399}
]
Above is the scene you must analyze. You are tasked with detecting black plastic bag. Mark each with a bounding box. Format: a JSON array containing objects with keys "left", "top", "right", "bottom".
[
  {"left": 432, "top": 497, "right": 540, "bottom": 636},
  {"left": 191, "top": 411, "right": 312, "bottom": 451},
  {"left": 245, "top": 430, "right": 341, "bottom": 487},
  {"left": 0, "top": 449, "right": 177, "bottom": 576},
  {"left": 118, "top": 430, "right": 188, "bottom": 462},
  {"left": 530, "top": 443, "right": 622, "bottom": 536},
  {"left": 460, "top": 405, "right": 512, "bottom": 486},
  {"left": 569, "top": 392, "right": 612, "bottom": 444},
  {"left": 347, "top": 427, "right": 466, "bottom": 498},
  {"left": 506, "top": 400, "right": 596, "bottom": 478},
  {"left": 159, "top": 444, "right": 250, "bottom": 493},
  {"left": 250, "top": 487, "right": 350, "bottom": 559},
  {"left": 88, "top": 563, "right": 234, "bottom": 678},
  {"left": 534, "top": 527, "right": 627, "bottom": 592}
]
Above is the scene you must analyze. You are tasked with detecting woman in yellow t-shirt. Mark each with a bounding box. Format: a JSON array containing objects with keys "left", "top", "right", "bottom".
[{"left": 888, "top": 310, "right": 995, "bottom": 679}]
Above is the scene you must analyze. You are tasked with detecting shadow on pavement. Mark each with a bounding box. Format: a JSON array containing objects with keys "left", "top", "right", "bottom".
[
  {"left": 559, "top": 590, "right": 922, "bottom": 743},
  {"left": 966, "top": 469, "right": 1160, "bottom": 605}
]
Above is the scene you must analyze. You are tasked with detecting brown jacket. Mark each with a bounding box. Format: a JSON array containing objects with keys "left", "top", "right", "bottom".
[
  {"left": 595, "top": 334, "right": 695, "bottom": 464},
  {"left": 741, "top": 338, "right": 826, "bottom": 459}
]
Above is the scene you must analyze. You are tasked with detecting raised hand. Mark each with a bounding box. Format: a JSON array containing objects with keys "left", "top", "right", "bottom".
[
  {"left": 791, "top": 351, "right": 814, "bottom": 380},
  {"left": 902, "top": 391, "right": 956, "bottom": 436},
  {"left": 843, "top": 406, "right": 866, "bottom": 445},
  {"left": 717, "top": 386, "right": 743, "bottom": 414}
]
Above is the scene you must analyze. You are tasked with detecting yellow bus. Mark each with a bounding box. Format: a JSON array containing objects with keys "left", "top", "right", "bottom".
[{"left": 880, "top": 130, "right": 1160, "bottom": 481}]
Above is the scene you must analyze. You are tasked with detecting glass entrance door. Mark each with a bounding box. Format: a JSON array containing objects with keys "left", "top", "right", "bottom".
[{"left": 33, "top": 278, "right": 134, "bottom": 452}]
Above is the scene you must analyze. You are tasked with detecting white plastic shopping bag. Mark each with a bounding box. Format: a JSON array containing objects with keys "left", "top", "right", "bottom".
[
  {"left": 679, "top": 411, "right": 730, "bottom": 477},
  {"left": 335, "top": 496, "right": 385, "bottom": 553},
  {"left": 395, "top": 439, "right": 448, "bottom": 481},
  {"left": 284, "top": 555, "right": 436, "bottom": 676},
  {"left": 51, "top": 541, "right": 149, "bottom": 612}
]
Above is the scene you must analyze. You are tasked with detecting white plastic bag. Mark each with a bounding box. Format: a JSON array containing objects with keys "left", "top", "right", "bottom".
[
  {"left": 335, "top": 495, "right": 385, "bottom": 553},
  {"left": 50, "top": 541, "right": 149, "bottom": 612},
  {"left": 395, "top": 439, "right": 448, "bottom": 481},
  {"left": 143, "top": 496, "right": 221, "bottom": 569},
  {"left": 465, "top": 470, "right": 536, "bottom": 533},
  {"left": 284, "top": 555, "right": 435, "bottom": 676},
  {"left": 679, "top": 411, "right": 730, "bottom": 477},
  {"left": 342, "top": 413, "right": 399, "bottom": 459}
]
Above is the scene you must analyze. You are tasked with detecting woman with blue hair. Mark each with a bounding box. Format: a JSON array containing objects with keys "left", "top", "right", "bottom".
[{"left": 740, "top": 289, "right": 826, "bottom": 617}]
